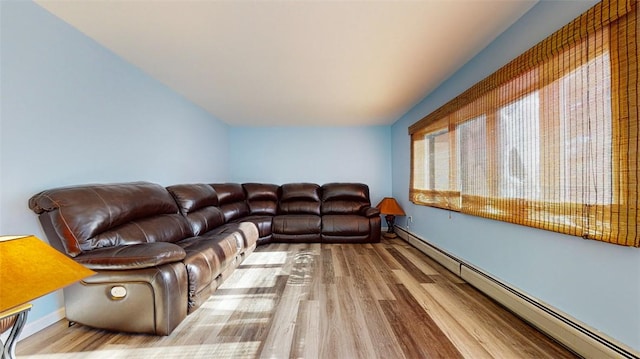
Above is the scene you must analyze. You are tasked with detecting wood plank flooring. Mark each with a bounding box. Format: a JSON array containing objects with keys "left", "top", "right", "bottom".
[{"left": 17, "top": 239, "right": 577, "bottom": 358}]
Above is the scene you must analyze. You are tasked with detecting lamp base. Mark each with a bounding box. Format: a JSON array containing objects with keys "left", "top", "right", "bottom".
[
  {"left": 0, "top": 303, "right": 31, "bottom": 359},
  {"left": 383, "top": 214, "right": 398, "bottom": 239},
  {"left": 383, "top": 232, "right": 398, "bottom": 239}
]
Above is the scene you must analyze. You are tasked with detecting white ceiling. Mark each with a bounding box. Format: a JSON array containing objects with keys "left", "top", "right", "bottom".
[{"left": 36, "top": 0, "right": 537, "bottom": 126}]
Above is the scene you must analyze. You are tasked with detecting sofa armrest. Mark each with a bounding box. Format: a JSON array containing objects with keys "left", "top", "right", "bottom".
[
  {"left": 361, "top": 207, "right": 381, "bottom": 218},
  {"left": 74, "top": 242, "right": 186, "bottom": 270}
]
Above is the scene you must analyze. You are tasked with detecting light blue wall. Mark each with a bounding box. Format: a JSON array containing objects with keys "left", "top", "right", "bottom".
[
  {"left": 392, "top": 0, "right": 640, "bottom": 351},
  {"left": 229, "top": 126, "right": 392, "bottom": 205},
  {"left": 1, "top": 1, "right": 229, "bottom": 325},
  {"left": 3, "top": 0, "right": 638, "bottom": 351}
]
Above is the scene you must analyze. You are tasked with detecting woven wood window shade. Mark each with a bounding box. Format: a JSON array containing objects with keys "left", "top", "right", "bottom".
[{"left": 409, "top": 0, "right": 638, "bottom": 247}]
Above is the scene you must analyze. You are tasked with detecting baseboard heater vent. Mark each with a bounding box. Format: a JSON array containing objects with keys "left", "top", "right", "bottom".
[
  {"left": 395, "top": 228, "right": 461, "bottom": 277},
  {"left": 394, "top": 226, "right": 639, "bottom": 359}
]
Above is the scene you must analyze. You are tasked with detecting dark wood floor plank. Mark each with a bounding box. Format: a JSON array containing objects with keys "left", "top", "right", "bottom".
[
  {"left": 321, "top": 247, "right": 335, "bottom": 285},
  {"left": 290, "top": 299, "right": 320, "bottom": 359},
  {"left": 317, "top": 282, "right": 354, "bottom": 359},
  {"left": 330, "top": 244, "right": 352, "bottom": 278},
  {"left": 339, "top": 246, "right": 405, "bottom": 358},
  {"left": 456, "top": 285, "right": 577, "bottom": 359},
  {"left": 259, "top": 248, "right": 314, "bottom": 358},
  {"left": 370, "top": 242, "right": 404, "bottom": 271},
  {"left": 386, "top": 247, "right": 435, "bottom": 284},
  {"left": 380, "top": 283, "right": 463, "bottom": 359},
  {"left": 334, "top": 277, "right": 379, "bottom": 359},
  {"left": 354, "top": 248, "right": 397, "bottom": 300},
  {"left": 365, "top": 247, "right": 402, "bottom": 288},
  {"left": 393, "top": 268, "right": 500, "bottom": 358}
]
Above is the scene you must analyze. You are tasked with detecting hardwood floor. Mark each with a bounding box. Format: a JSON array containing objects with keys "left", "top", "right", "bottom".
[{"left": 18, "top": 239, "right": 577, "bottom": 358}]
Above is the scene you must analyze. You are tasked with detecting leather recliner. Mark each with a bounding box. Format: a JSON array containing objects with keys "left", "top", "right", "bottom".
[
  {"left": 272, "top": 183, "right": 323, "bottom": 242},
  {"left": 29, "top": 182, "right": 258, "bottom": 335}
]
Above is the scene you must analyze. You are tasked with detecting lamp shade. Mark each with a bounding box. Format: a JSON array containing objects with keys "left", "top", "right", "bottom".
[
  {"left": 0, "top": 235, "right": 95, "bottom": 313},
  {"left": 376, "top": 197, "right": 406, "bottom": 216}
]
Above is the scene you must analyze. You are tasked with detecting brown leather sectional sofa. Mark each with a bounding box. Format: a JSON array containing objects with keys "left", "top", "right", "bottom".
[{"left": 28, "top": 181, "right": 381, "bottom": 335}]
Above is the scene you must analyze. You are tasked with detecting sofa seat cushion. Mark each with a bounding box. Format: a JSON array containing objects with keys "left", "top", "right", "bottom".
[
  {"left": 321, "top": 233, "right": 370, "bottom": 243},
  {"left": 74, "top": 242, "right": 186, "bottom": 270},
  {"left": 178, "top": 236, "right": 238, "bottom": 278},
  {"left": 274, "top": 233, "right": 321, "bottom": 242},
  {"left": 206, "top": 222, "right": 259, "bottom": 253},
  {"left": 273, "top": 214, "right": 321, "bottom": 234},
  {"left": 322, "top": 215, "right": 370, "bottom": 235},
  {"left": 234, "top": 215, "right": 272, "bottom": 239},
  {"left": 177, "top": 235, "right": 238, "bottom": 312},
  {"left": 272, "top": 214, "right": 321, "bottom": 242}
]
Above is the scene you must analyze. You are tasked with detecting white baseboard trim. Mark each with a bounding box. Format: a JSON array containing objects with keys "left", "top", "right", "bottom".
[
  {"left": 394, "top": 226, "right": 640, "bottom": 359},
  {"left": 19, "top": 307, "right": 65, "bottom": 341}
]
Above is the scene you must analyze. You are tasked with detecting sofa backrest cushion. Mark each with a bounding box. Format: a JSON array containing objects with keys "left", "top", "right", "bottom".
[
  {"left": 321, "top": 183, "right": 371, "bottom": 215},
  {"left": 243, "top": 183, "right": 279, "bottom": 215},
  {"left": 166, "top": 184, "right": 225, "bottom": 236},
  {"left": 28, "top": 182, "right": 191, "bottom": 257},
  {"left": 278, "top": 183, "right": 321, "bottom": 215},
  {"left": 211, "top": 183, "right": 250, "bottom": 222}
]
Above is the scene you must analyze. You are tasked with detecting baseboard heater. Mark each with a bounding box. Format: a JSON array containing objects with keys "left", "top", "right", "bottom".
[{"left": 394, "top": 226, "right": 639, "bottom": 359}]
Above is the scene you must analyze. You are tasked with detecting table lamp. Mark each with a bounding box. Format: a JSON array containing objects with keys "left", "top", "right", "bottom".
[
  {"left": 0, "top": 235, "right": 95, "bottom": 359},
  {"left": 375, "top": 197, "right": 406, "bottom": 238}
]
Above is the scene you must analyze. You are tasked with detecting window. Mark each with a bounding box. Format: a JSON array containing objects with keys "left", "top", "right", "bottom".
[
  {"left": 410, "top": 118, "right": 459, "bottom": 210},
  {"left": 558, "top": 54, "right": 612, "bottom": 205},
  {"left": 457, "top": 115, "right": 487, "bottom": 197},
  {"left": 424, "top": 129, "right": 450, "bottom": 191},
  {"left": 409, "top": 0, "right": 638, "bottom": 247},
  {"left": 498, "top": 92, "right": 541, "bottom": 200}
]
